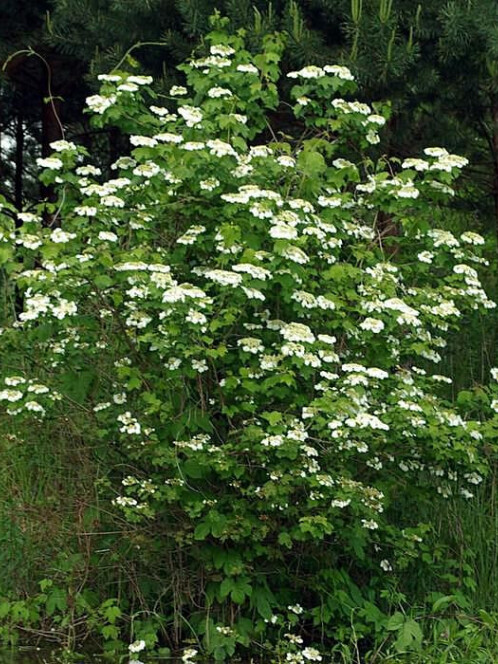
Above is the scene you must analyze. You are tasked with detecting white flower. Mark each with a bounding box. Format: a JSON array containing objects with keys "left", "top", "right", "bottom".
[
  {"left": 282, "top": 246, "right": 308, "bottom": 264},
  {"left": 287, "top": 604, "right": 304, "bottom": 614},
  {"left": 192, "top": 359, "right": 208, "bottom": 373},
  {"left": 207, "top": 86, "right": 233, "bottom": 98},
  {"left": 368, "top": 114, "right": 386, "bottom": 126},
  {"left": 238, "top": 337, "right": 264, "bottom": 354},
  {"left": 51, "top": 299, "right": 77, "bottom": 319},
  {"left": 345, "top": 412, "right": 389, "bottom": 431},
  {"left": 432, "top": 375, "right": 452, "bottom": 384},
  {"left": 331, "top": 499, "right": 351, "bottom": 508},
  {"left": 296, "top": 96, "right": 310, "bottom": 106},
  {"left": 133, "top": 162, "right": 161, "bottom": 177},
  {"left": 461, "top": 231, "right": 485, "bottom": 246},
  {"left": 288, "top": 66, "right": 325, "bottom": 79},
  {"left": 318, "top": 195, "right": 342, "bottom": 208},
  {"left": 332, "top": 99, "right": 371, "bottom": 115},
  {"left": 324, "top": 64, "right": 354, "bottom": 80},
  {"left": 118, "top": 82, "right": 139, "bottom": 92},
  {"left": 277, "top": 155, "right": 296, "bottom": 168},
  {"left": 177, "top": 225, "right": 206, "bottom": 245},
  {"left": 242, "top": 287, "right": 265, "bottom": 301},
  {"left": 270, "top": 224, "right": 298, "bottom": 240},
  {"left": 150, "top": 105, "right": 170, "bottom": 116},
  {"left": 98, "top": 231, "right": 118, "bottom": 242},
  {"left": 114, "top": 496, "right": 138, "bottom": 507},
  {"left": 126, "top": 75, "right": 153, "bottom": 85},
  {"left": 178, "top": 106, "right": 203, "bottom": 126},
  {"left": 4, "top": 376, "right": 26, "bottom": 386},
  {"left": 396, "top": 184, "right": 419, "bottom": 199},
  {"left": 25, "top": 400, "right": 45, "bottom": 414},
  {"left": 155, "top": 132, "right": 183, "bottom": 144},
  {"left": 464, "top": 472, "right": 483, "bottom": 485},
  {"left": 207, "top": 140, "right": 237, "bottom": 158},
  {"left": 125, "top": 312, "right": 152, "bottom": 329},
  {"left": 128, "top": 640, "right": 146, "bottom": 653},
  {"left": 366, "top": 131, "right": 380, "bottom": 145},
  {"left": 302, "top": 647, "right": 322, "bottom": 661},
  {"left": 17, "top": 235, "right": 42, "bottom": 250},
  {"left": 210, "top": 44, "right": 235, "bottom": 56},
  {"left": 118, "top": 412, "right": 142, "bottom": 435},
  {"left": 366, "top": 367, "right": 388, "bottom": 380},
  {"left": 285, "top": 633, "right": 304, "bottom": 644},
  {"left": 205, "top": 269, "right": 242, "bottom": 287},
  {"left": 402, "top": 158, "right": 429, "bottom": 171},
  {"left": 424, "top": 147, "right": 449, "bottom": 157},
  {"left": 97, "top": 74, "right": 122, "bottom": 82},
  {"left": 169, "top": 85, "right": 188, "bottom": 96},
  {"left": 232, "top": 263, "right": 271, "bottom": 280},
  {"left": 186, "top": 309, "right": 207, "bottom": 326},
  {"left": 417, "top": 251, "right": 434, "bottom": 264},
  {"left": 50, "top": 140, "right": 77, "bottom": 152},
  {"left": 76, "top": 164, "right": 101, "bottom": 175},
  {"left": 17, "top": 212, "right": 39, "bottom": 223},
  {"left": 342, "top": 363, "right": 365, "bottom": 373},
  {"left": 182, "top": 141, "right": 205, "bottom": 151},
  {"left": 86, "top": 94, "right": 116, "bottom": 113},
  {"left": 200, "top": 178, "right": 220, "bottom": 191},
  {"left": 114, "top": 262, "right": 149, "bottom": 272},
  {"left": 37, "top": 157, "right": 63, "bottom": 170},
  {"left": 280, "top": 322, "right": 315, "bottom": 344},
  {"left": 50, "top": 228, "right": 76, "bottom": 243},
  {"left": 101, "top": 195, "right": 125, "bottom": 208},
  {"left": 181, "top": 648, "right": 198, "bottom": 662},
  {"left": 380, "top": 559, "right": 392, "bottom": 572},
  {"left": 191, "top": 56, "right": 231, "bottom": 69},
  {"left": 361, "top": 519, "right": 379, "bottom": 530},
  {"left": 491, "top": 368, "right": 498, "bottom": 381},
  {"left": 360, "top": 318, "right": 384, "bottom": 333},
  {"left": 130, "top": 135, "right": 157, "bottom": 147},
  {"left": 332, "top": 159, "right": 354, "bottom": 170},
  {"left": 19, "top": 294, "right": 51, "bottom": 321},
  {"left": 236, "top": 63, "right": 258, "bottom": 74},
  {"left": 0, "top": 389, "right": 24, "bottom": 402}
]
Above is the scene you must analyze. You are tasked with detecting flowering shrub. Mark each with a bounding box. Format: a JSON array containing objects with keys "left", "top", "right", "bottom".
[{"left": 0, "top": 15, "right": 496, "bottom": 662}]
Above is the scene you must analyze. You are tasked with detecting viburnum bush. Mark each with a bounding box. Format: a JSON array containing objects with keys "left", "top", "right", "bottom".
[{"left": 1, "top": 14, "right": 497, "bottom": 662}]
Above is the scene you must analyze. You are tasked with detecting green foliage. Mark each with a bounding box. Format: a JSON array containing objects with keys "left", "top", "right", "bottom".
[{"left": 1, "top": 14, "right": 498, "bottom": 663}]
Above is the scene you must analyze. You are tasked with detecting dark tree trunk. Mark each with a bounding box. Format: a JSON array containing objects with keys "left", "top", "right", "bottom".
[
  {"left": 40, "top": 68, "right": 63, "bottom": 225},
  {"left": 492, "top": 104, "right": 498, "bottom": 241},
  {"left": 15, "top": 112, "right": 24, "bottom": 214}
]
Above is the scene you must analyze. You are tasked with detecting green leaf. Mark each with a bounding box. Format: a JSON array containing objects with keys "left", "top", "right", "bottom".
[
  {"left": 395, "top": 619, "right": 423, "bottom": 652},
  {"left": 251, "top": 587, "right": 273, "bottom": 620},
  {"left": 101, "top": 625, "right": 119, "bottom": 640},
  {"left": 278, "top": 532, "right": 292, "bottom": 549},
  {"left": 194, "top": 522, "right": 211, "bottom": 541},
  {"left": 103, "top": 605, "right": 122, "bottom": 623},
  {"left": 183, "top": 460, "right": 205, "bottom": 479},
  {"left": 261, "top": 411, "right": 282, "bottom": 426},
  {"left": 219, "top": 578, "right": 233, "bottom": 600},
  {"left": 297, "top": 149, "right": 326, "bottom": 177},
  {"left": 386, "top": 612, "right": 405, "bottom": 631},
  {"left": 94, "top": 274, "right": 113, "bottom": 289},
  {"left": 46, "top": 588, "right": 67, "bottom": 616},
  {"left": 0, "top": 602, "right": 11, "bottom": 619}
]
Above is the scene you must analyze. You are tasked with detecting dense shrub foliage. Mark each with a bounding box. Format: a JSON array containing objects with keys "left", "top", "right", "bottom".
[{"left": 1, "top": 15, "right": 498, "bottom": 662}]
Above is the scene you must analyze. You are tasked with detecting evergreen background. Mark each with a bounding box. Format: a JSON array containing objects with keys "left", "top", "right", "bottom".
[{"left": 2, "top": 1, "right": 498, "bottom": 659}]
